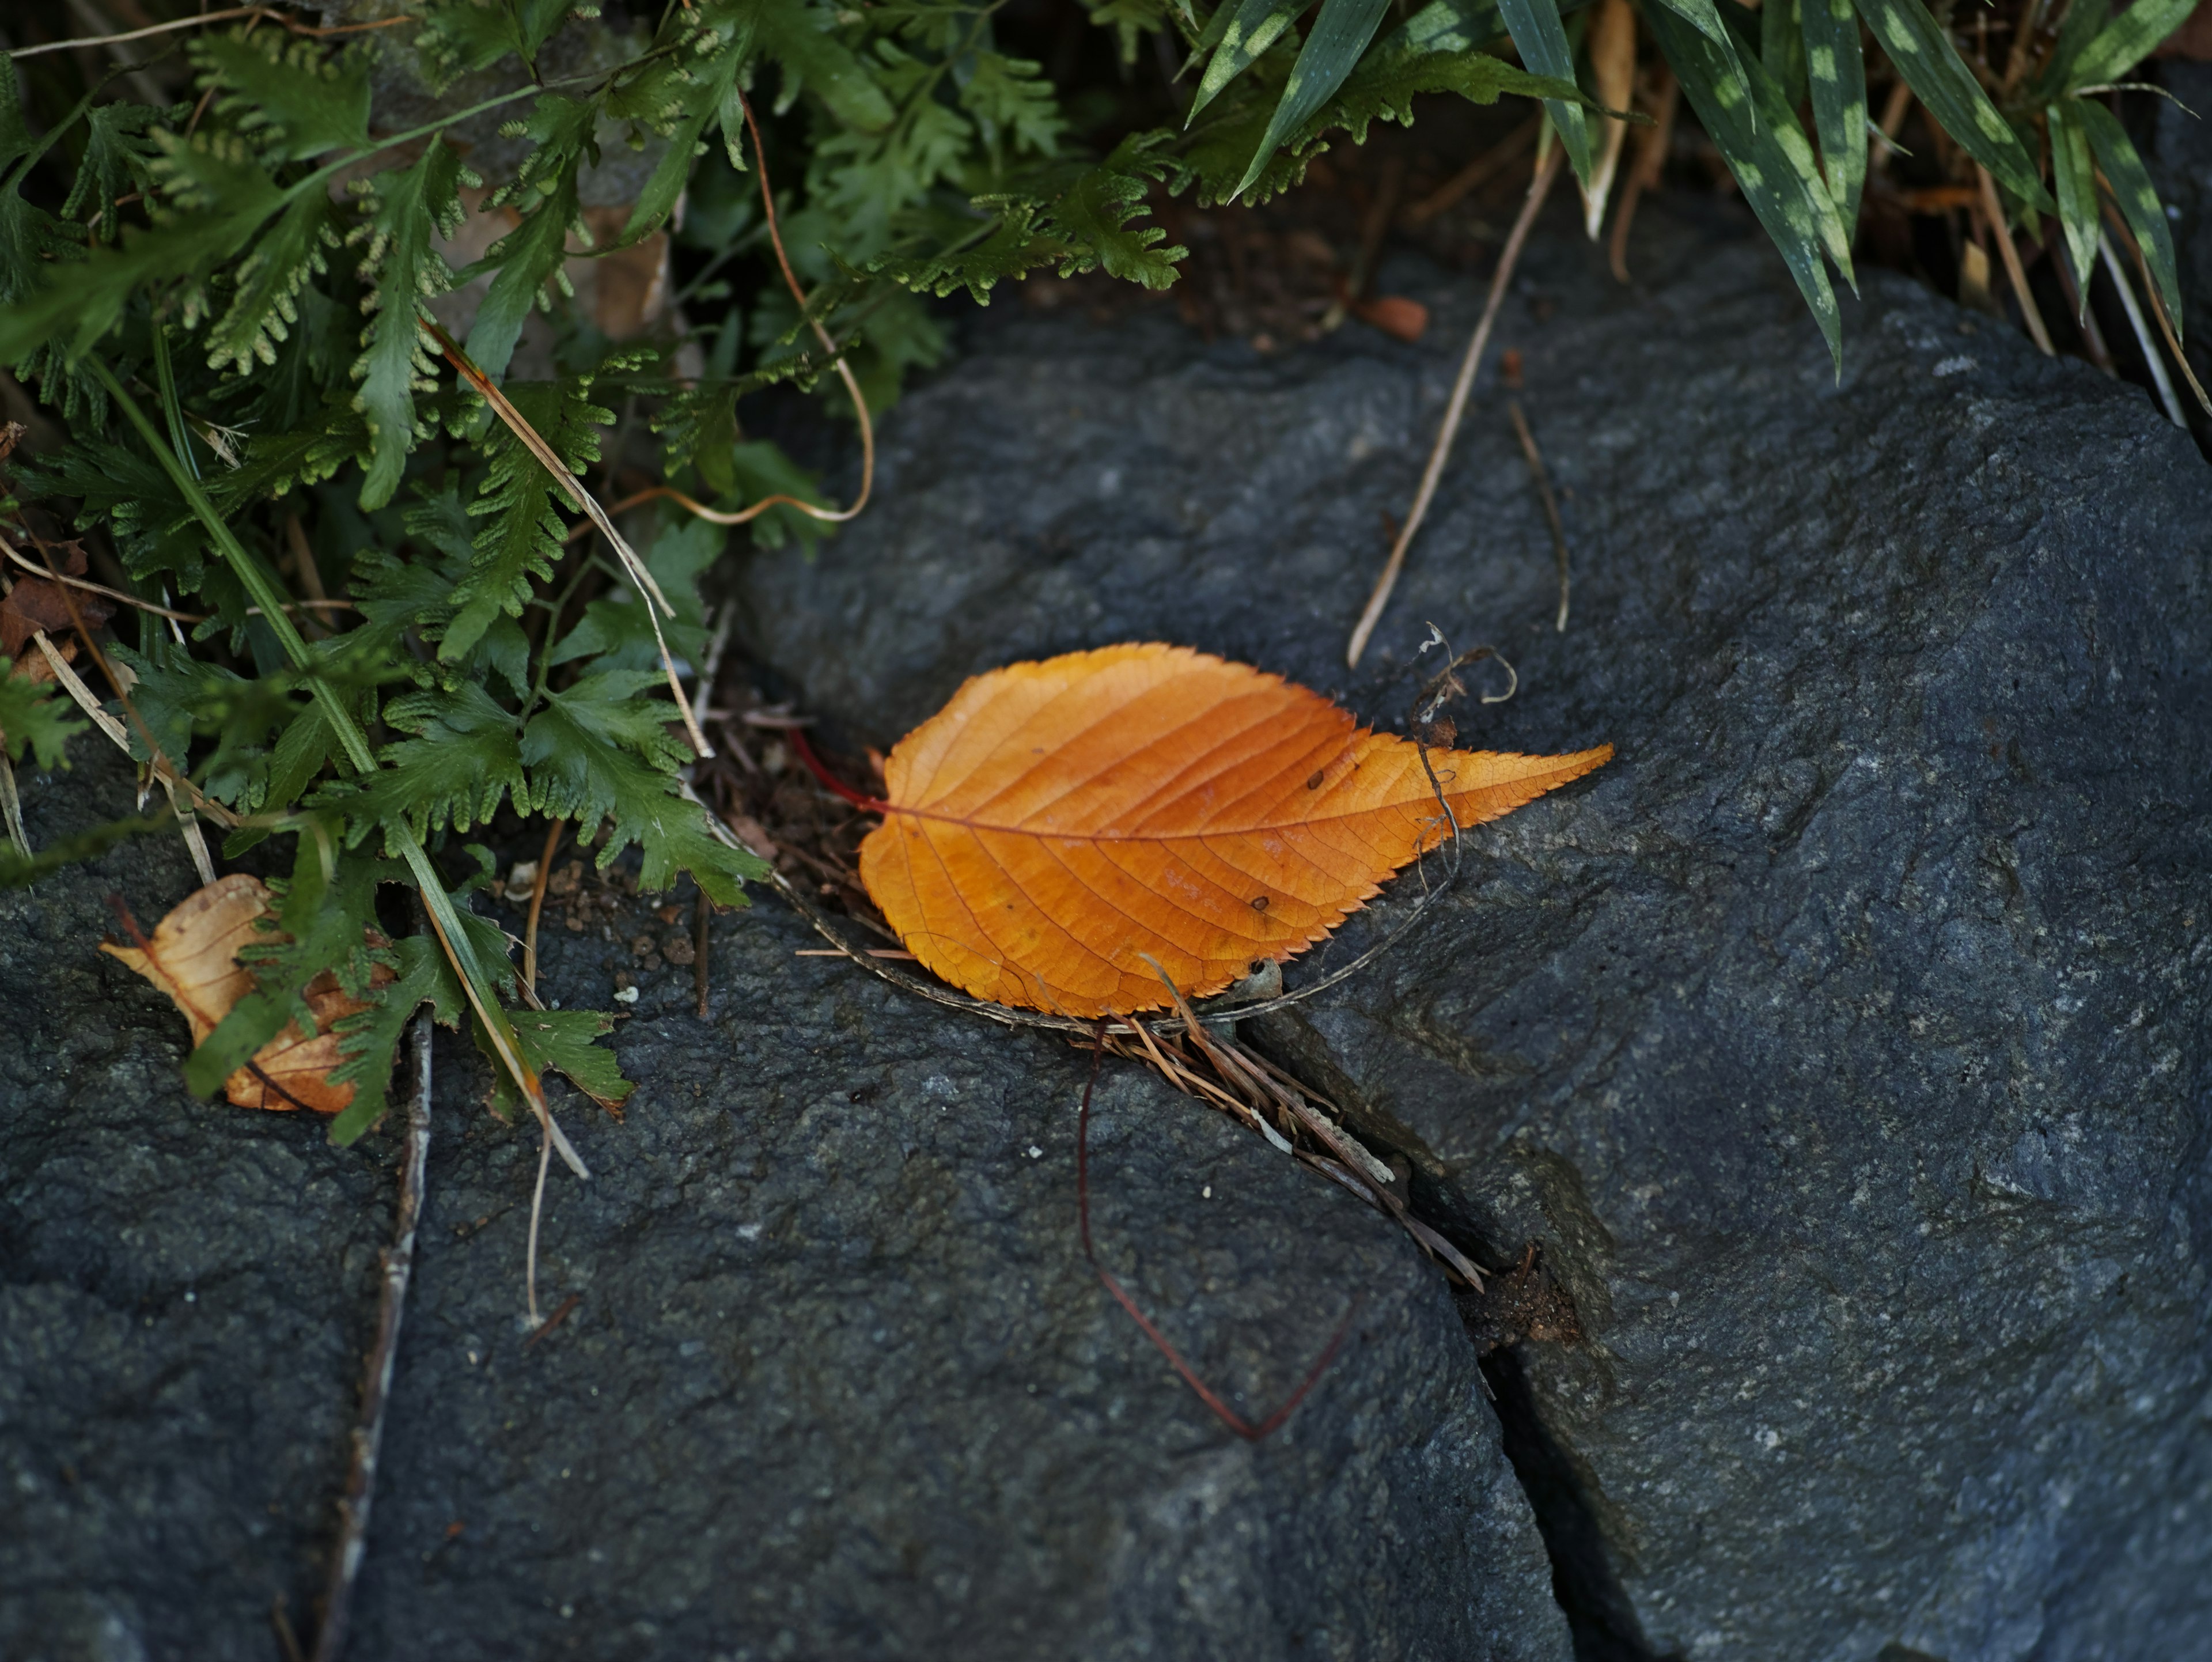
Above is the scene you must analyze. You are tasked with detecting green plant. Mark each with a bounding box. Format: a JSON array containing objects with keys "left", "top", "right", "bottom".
[{"left": 0, "top": 0, "right": 2196, "bottom": 1139}]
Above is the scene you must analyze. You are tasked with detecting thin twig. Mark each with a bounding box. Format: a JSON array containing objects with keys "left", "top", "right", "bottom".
[
  {"left": 2100, "top": 233, "right": 2189, "bottom": 427},
  {"left": 1976, "top": 166, "right": 2054, "bottom": 356},
  {"left": 2107, "top": 213, "right": 2212, "bottom": 417},
  {"left": 309, "top": 1011, "right": 432, "bottom": 1662},
  {"left": 1075, "top": 1027, "right": 1358, "bottom": 1441},
  {"left": 692, "top": 887, "right": 712, "bottom": 1017},
  {"left": 1348, "top": 147, "right": 1564, "bottom": 667},
  {"left": 522, "top": 1292, "right": 582, "bottom": 1350},
  {"left": 1506, "top": 402, "right": 1571, "bottom": 631},
  {"left": 1, "top": 536, "right": 354, "bottom": 620},
  {"left": 9, "top": 5, "right": 412, "bottom": 57},
  {"left": 522, "top": 819, "right": 565, "bottom": 998},
  {"left": 1403, "top": 117, "right": 1540, "bottom": 229},
  {"left": 1609, "top": 68, "right": 1678, "bottom": 285}
]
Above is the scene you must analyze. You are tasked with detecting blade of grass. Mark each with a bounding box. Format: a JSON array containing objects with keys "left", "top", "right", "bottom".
[
  {"left": 2099, "top": 231, "right": 2189, "bottom": 426},
  {"left": 1494, "top": 0, "right": 1594, "bottom": 185},
  {"left": 2078, "top": 99, "right": 2186, "bottom": 338},
  {"left": 1189, "top": 0, "right": 1307, "bottom": 120},
  {"left": 85, "top": 357, "right": 588, "bottom": 1182},
  {"left": 2066, "top": 0, "right": 2196, "bottom": 88},
  {"left": 1649, "top": 2, "right": 1844, "bottom": 366},
  {"left": 1850, "top": 0, "right": 2051, "bottom": 211},
  {"left": 1801, "top": 0, "right": 1868, "bottom": 226},
  {"left": 2048, "top": 97, "right": 2101, "bottom": 307},
  {"left": 1234, "top": 0, "right": 1402, "bottom": 200}
]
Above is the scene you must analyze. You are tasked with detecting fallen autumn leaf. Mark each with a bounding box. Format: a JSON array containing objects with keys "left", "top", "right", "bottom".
[
  {"left": 857, "top": 643, "right": 1611, "bottom": 1016},
  {"left": 103, "top": 874, "right": 381, "bottom": 1114}
]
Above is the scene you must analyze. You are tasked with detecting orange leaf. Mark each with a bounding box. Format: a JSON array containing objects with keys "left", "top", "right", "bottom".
[
  {"left": 857, "top": 643, "right": 1611, "bottom": 1017},
  {"left": 101, "top": 874, "right": 382, "bottom": 1114}
]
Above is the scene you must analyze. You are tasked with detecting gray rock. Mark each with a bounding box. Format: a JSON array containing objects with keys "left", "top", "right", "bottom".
[
  {"left": 0, "top": 752, "right": 1567, "bottom": 1661},
  {"left": 732, "top": 198, "right": 2212, "bottom": 1660}
]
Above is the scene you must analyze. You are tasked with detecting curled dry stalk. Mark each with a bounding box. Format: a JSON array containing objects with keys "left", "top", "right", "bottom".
[
  {"left": 579, "top": 92, "right": 877, "bottom": 537},
  {"left": 4, "top": 5, "right": 414, "bottom": 59},
  {"left": 422, "top": 320, "right": 714, "bottom": 763},
  {"left": 1349, "top": 146, "right": 1565, "bottom": 668},
  {"left": 310, "top": 1011, "right": 431, "bottom": 1662}
]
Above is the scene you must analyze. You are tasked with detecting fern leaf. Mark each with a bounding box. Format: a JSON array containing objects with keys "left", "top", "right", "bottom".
[
  {"left": 522, "top": 667, "right": 769, "bottom": 903},
  {"left": 327, "top": 933, "right": 455, "bottom": 1144},
  {"left": 467, "top": 96, "right": 601, "bottom": 380},
  {"left": 0, "top": 674, "right": 85, "bottom": 770},
  {"left": 188, "top": 31, "right": 372, "bottom": 161},
  {"left": 204, "top": 188, "right": 342, "bottom": 373},
  {"left": 548, "top": 518, "right": 718, "bottom": 672},
  {"left": 493, "top": 1006, "right": 635, "bottom": 1118},
  {"left": 344, "top": 683, "right": 527, "bottom": 841},
  {"left": 441, "top": 376, "right": 614, "bottom": 662},
  {"left": 64, "top": 101, "right": 173, "bottom": 237},
  {"left": 351, "top": 138, "right": 468, "bottom": 511},
  {"left": 421, "top": 0, "right": 580, "bottom": 80}
]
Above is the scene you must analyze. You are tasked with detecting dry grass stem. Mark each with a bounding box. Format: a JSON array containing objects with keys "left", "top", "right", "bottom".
[
  {"left": 522, "top": 819, "right": 565, "bottom": 998},
  {"left": 1507, "top": 400, "right": 1573, "bottom": 631},
  {"left": 309, "top": 1011, "right": 433, "bottom": 1662},
  {"left": 1610, "top": 69, "right": 1678, "bottom": 283},
  {"left": 1403, "top": 117, "right": 1540, "bottom": 229},
  {"left": 2100, "top": 233, "right": 2189, "bottom": 426},
  {"left": 7, "top": 4, "right": 412, "bottom": 58},
  {"left": 592, "top": 93, "right": 878, "bottom": 536},
  {"left": 422, "top": 320, "right": 713, "bottom": 762},
  {"left": 0, "top": 537, "right": 355, "bottom": 623},
  {"left": 1977, "top": 167, "right": 2055, "bottom": 356},
  {"left": 1348, "top": 146, "right": 1565, "bottom": 668}
]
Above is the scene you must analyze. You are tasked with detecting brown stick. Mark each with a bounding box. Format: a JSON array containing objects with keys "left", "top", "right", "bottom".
[
  {"left": 8, "top": 5, "right": 413, "bottom": 58},
  {"left": 1347, "top": 147, "right": 1565, "bottom": 668},
  {"left": 1403, "top": 117, "right": 1540, "bottom": 229},
  {"left": 692, "top": 887, "right": 712, "bottom": 1018},
  {"left": 522, "top": 819, "right": 565, "bottom": 999},
  {"left": 1609, "top": 68, "right": 1678, "bottom": 285},
  {"left": 2099, "top": 232, "right": 2190, "bottom": 427},
  {"left": 1506, "top": 401, "right": 1571, "bottom": 632},
  {"left": 310, "top": 1011, "right": 432, "bottom": 1662},
  {"left": 1976, "top": 166, "right": 2054, "bottom": 357}
]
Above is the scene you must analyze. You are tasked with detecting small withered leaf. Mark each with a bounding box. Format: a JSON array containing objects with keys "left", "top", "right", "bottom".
[
  {"left": 102, "top": 874, "right": 385, "bottom": 1114},
  {"left": 859, "top": 643, "right": 1611, "bottom": 1017}
]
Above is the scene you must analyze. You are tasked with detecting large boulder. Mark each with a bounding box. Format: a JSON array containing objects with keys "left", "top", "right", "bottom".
[
  {"left": 732, "top": 197, "right": 2212, "bottom": 1659},
  {"left": 0, "top": 752, "right": 1567, "bottom": 1660}
]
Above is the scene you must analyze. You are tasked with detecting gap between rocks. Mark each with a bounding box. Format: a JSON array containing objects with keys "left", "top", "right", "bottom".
[{"left": 1233, "top": 1020, "right": 1664, "bottom": 1662}]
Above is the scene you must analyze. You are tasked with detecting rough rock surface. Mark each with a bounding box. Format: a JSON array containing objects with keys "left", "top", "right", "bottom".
[
  {"left": 0, "top": 754, "right": 1567, "bottom": 1661},
  {"left": 732, "top": 198, "right": 2212, "bottom": 1660}
]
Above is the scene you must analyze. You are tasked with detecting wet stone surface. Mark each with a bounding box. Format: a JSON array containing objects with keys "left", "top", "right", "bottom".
[
  {"left": 1, "top": 754, "right": 1566, "bottom": 1661},
  {"left": 734, "top": 195, "right": 2212, "bottom": 1660}
]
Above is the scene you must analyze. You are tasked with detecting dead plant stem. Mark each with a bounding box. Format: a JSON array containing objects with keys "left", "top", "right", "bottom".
[
  {"left": 522, "top": 819, "right": 565, "bottom": 998},
  {"left": 310, "top": 1010, "right": 432, "bottom": 1662},
  {"left": 1976, "top": 166, "right": 2054, "bottom": 356},
  {"left": 1506, "top": 401, "right": 1572, "bottom": 631},
  {"left": 2100, "top": 232, "right": 2188, "bottom": 426},
  {"left": 1348, "top": 147, "right": 1565, "bottom": 668}
]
